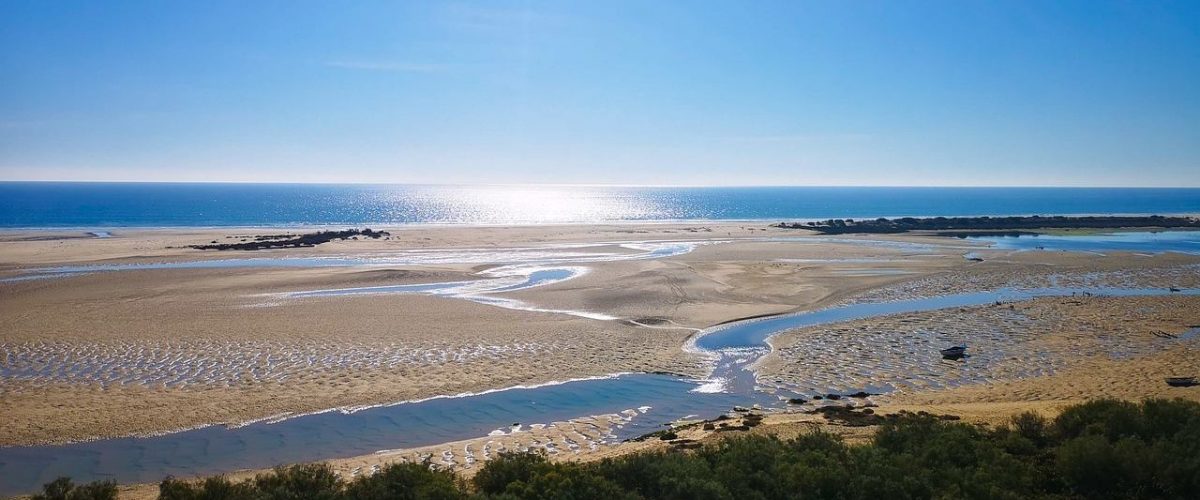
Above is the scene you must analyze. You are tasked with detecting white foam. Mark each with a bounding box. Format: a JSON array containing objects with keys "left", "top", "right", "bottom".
[
  {"left": 691, "top": 378, "right": 727, "bottom": 393},
  {"left": 272, "top": 264, "right": 618, "bottom": 319}
]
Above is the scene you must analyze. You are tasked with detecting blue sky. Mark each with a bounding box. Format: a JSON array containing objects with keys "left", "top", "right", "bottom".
[{"left": 2, "top": 1, "right": 1198, "bottom": 186}]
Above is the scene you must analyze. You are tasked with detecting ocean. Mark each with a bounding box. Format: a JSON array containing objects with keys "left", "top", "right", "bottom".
[{"left": 2, "top": 182, "right": 1198, "bottom": 228}]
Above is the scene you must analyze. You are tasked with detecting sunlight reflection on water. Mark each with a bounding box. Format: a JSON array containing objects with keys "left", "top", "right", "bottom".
[
  {"left": 5, "top": 184, "right": 1200, "bottom": 227},
  {"left": 371, "top": 185, "right": 673, "bottom": 224}
]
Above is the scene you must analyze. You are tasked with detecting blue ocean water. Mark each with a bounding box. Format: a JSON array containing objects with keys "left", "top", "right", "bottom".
[
  {"left": 1, "top": 183, "right": 1198, "bottom": 228},
  {"left": 968, "top": 231, "right": 1200, "bottom": 254}
]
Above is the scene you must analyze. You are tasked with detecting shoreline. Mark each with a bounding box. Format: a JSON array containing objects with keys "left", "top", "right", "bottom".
[
  {"left": 26, "top": 280, "right": 1187, "bottom": 449},
  {"left": 1, "top": 223, "right": 970, "bottom": 446},
  {"left": 3, "top": 223, "right": 1200, "bottom": 494},
  {"left": 3, "top": 211, "right": 1199, "bottom": 232},
  {"left": 0, "top": 372, "right": 653, "bottom": 448}
]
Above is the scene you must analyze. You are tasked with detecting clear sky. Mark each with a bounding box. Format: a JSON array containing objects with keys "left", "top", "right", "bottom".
[{"left": 2, "top": 1, "right": 1198, "bottom": 186}]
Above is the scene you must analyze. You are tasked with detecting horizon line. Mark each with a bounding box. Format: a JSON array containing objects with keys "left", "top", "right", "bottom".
[{"left": 3, "top": 180, "right": 1200, "bottom": 189}]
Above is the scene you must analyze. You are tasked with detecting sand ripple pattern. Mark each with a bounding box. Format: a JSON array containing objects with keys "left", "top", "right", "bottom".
[
  {"left": 847, "top": 265, "right": 1200, "bottom": 305},
  {"left": 760, "top": 296, "right": 1198, "bottom": 396},
  {"left": 0, "top": 341, "right": 561, "bottom": 388}
]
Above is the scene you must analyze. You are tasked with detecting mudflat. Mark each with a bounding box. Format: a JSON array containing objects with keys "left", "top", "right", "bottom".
[
  {"left": 1, "top": 223, "right": 976, "bottom": 445},
  {"left": 4, "top": 223, "right": 1199, "bottom": 494}
]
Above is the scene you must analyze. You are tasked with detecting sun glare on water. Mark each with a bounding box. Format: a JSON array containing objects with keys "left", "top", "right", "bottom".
[{"left": 375, "top": 185, "right": 675, "bottom": 224}]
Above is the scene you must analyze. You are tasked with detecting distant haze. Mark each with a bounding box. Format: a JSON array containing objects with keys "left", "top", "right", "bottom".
[{"left": 2, "top": 1, "right": 1198, "bottom": 186}]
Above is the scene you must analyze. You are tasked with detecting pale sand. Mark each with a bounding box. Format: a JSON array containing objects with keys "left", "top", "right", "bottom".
[
  {"left": 505, "top": 238, "right": 973, "bottom": 328},
  {"left": 0, "top": 285, "right": 701, "bottom": 445},
  {"left": 759, "top": 295, "right": 1200, "bottom": 406},
  {"left": 845, "top": 250, "right": 1200, "bottom": 305},
  {"left": 0, "top": 223, "right": 980, "bottom": 446},
  {"left": 241, "top": 295, "right": 1200, "bottom": 500},
  {"left": 0, "top": 224, "right": 773, "bottom": 266},
  {"left": 4, "top": 223, "right": 1200, "bottom": 496}
]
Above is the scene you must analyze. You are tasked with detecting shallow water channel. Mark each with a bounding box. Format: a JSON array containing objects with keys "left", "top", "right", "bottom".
[
  {"left": 1, "top": 285, "right": 1195, "bottom": 495},
  {"left": 3, "top": 232, "right": 1198, "bottom": 495}
]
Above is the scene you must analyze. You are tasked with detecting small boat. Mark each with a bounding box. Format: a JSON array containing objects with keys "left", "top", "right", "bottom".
[
  {"left": 1169, "top": 287, "right": 1182, "bottom": 293},
  {"left": 940, "top": 345, "right": 967, "bottom": 359},
  {"left": 1165, "top": 377, "right": 1197, "bottom": 387}
]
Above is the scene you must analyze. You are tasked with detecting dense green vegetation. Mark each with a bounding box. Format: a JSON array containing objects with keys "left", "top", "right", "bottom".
[
  {"left": 773, "top": 215, "right": 1200, "bottom": 234},
  {"left": 188, "top": 228, "right": 389, "bottom": 250},
  {"left": 32, "top": 399, "right": 1200, "bottom": 499},
  {"left": 28, "top": 478, "right": 117, "bottom": 500}
]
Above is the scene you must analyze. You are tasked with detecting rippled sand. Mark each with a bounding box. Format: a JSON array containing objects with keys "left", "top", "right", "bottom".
[
  {"left": 0, "top": 224, "right": 987, "bottom": 445},
  {"left": 3, "top": 224, "right": 1196, "bottom": 450},
  {"left": 0, "top": 267, "right": 708, "bottom": 445},
  {"left": 758, "top": 295, "right": 1200, "bottom": 403},
  {"left": 845, "top": 251, "right": 1200, "bottom": 305}
]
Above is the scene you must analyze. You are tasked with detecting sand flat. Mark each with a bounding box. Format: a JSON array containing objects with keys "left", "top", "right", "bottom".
[
  {"left": 2, "top": 223, "right": 1197, "bottom": 451},
  {"left": 759, "top": 294, "right": 1200, "bottom": 404},
  {"left": 0, "top": 223, "right": 968, "bottom": 445}
]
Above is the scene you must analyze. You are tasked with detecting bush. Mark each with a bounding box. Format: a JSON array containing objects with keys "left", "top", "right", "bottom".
[
  {"left": 489, "top": 466, "right": 634, "bottom": 500},
  {"left": 472, "top": 452, "right": 553, "bottom": 495},
  {"left": 32, "top": 478, "right": 117, "bottom": 500},
  {"left": 1049, "top": 399, "right": 1200, "bottom": 499},
  {"left": 344, "top": 463, "right": 463, "bottom": 500},
  {"left": 1055, "top": 434, "right": 1152, "bottom": 498},
  {"left": 253, "top": 464, "right": 341, "bottom": 500},
  {"left": 1010, "top": 411, "right": 1049, "bottom": 446},
  {"left": 1052, "top": 399, "right": 1144, "bottom": 441},
  {"left": 159, "top": 475, "right": 258, "bottom": 500}
]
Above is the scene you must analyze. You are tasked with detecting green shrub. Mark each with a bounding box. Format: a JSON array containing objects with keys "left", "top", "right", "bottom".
[
  {"left": 1139, "top": 398, "right": 1200, "bottom": 441},
  {"left": 32, "top": 477, "right": 117, "bottom": 500},
  {"left": 158, "top": 475, "right": 257, "bottom": 500},
  {"left": 1010, "top": 411, "right": 1049, "bottom": 446},
  {"left": 344, "top": 463, "right": 464, "bottom": 500},
  {"left": 472, "top": 452, "right": 554, "bottom": 495},
  {"left": 489, "top": 466, "right": 635, "bottom": 500},
  {"left": 1050, "top": 399, "right": 1200, "bottom": 499},
  {"left": 251, "top": 463, "right": 341, "bottom": 500},
  {"left": 592, "top": 448, "right": 730, "bottom": 499},
  {"left": 1052, "top": 399, "right": 1144, "bottom": 441}
]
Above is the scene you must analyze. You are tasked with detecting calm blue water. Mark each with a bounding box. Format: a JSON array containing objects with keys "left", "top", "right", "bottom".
[
  {"left": 3, "top": 183, "right": 1198, "bottom": 227},
  {"left": 0, "top": 374, "right": 742, "bottom": 495},
  {"left": 697, "top": 287, "right": 1200, "bottom": 351},
  {"left": 968, "top": 231, "right": 1200, "bottom": 254}
]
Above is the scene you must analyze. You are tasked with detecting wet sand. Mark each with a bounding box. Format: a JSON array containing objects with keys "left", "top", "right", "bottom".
[
  {"left": 279, "top": 293, "right": 1200, "bottom": 499},
  {"left": 846, "top": 249, "right": 1200, "bottom": 304},
  {"left": 758, "top": 295, "right": 1200, "bottom": 400},
  {"left": 4, "top": 223, "right": 1200, "bottom": 496},
  {"left": 0, "top": 223, "right": 977, "bottom": 446}
]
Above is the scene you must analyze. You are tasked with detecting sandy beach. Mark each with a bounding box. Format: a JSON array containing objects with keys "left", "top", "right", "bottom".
[
  {"left": 0, "top": 223, "right": 982, "bottom": 446},
  {"left": 2, "top": 222, "right": 1199, "bottom": 496},
  {"left": 101, "top": 292, "right": 1197, "bottom": 499},
  {"left": 758, "top": 294, "right": 1200, "bottom": 402}
]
